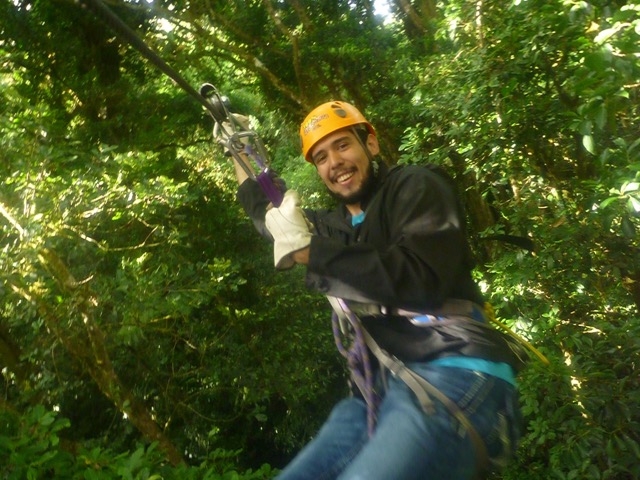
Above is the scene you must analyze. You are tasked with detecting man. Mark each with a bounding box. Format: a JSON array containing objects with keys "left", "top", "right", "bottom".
[{"left": 232, "top": 101, "right": 524, "bottom": 479}]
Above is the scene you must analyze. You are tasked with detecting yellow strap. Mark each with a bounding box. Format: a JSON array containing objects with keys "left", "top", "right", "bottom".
[{"left": 483, "top": 303, "right": 550, "bottom": 366}]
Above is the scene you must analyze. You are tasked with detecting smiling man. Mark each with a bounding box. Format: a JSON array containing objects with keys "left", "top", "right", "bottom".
[
  {"left": 309, "top": 128, "right": 378, "bottom": 210},
  {"left": 234, "top": 101, "right": 526, "bottom": 479}
]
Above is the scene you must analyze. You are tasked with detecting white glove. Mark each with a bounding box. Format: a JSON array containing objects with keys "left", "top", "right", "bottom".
[{"left": 265, "top": 190, "right": 313, "bottom": 270}]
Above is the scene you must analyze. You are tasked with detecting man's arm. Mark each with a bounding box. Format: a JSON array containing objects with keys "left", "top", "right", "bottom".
[
  {"left": 233, "top": 158, "right": 250, "bottom": 186},
  {"left": 232, "top": 155, "right": 253, "bottom": 186},
  {"left": 216, "top": 118, "right": 311, "bottom": 260},
  {"left": 213, "top": 115, "right": 254, "bottom": 187},
  {"left": 236, "top": 171, "right": 314, "bottom": 268}
]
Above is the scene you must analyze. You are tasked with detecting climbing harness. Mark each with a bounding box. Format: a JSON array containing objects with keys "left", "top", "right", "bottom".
[
  {"left": 330, "top": 297, "right": 490, "bottom": 475},
  {"left": 79, "top": 0, "right": 283, "bottom": 206},
  {"left": 329, "top": 296, "right": 549, "bottom": 477},
  {"left": 330, "top": 297, "right": 381, "bottom": 437}
]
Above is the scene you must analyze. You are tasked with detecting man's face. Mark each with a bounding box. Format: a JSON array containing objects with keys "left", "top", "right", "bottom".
[{"left": 309, "top": 129, "right": 380, "bottom": 209}]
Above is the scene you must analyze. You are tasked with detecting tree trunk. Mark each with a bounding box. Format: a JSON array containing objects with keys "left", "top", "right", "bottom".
[
  {"left": 12, "top": 248, "right": 185, "bottom": 466},
  {"left": 448, "top": 151, "right": 497, "bottom": 262}
]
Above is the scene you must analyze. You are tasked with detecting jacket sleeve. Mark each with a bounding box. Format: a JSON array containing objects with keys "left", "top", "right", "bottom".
[
  {"left": 305, "top": 168, "right": 478, "bottom": 311},
  {"left": 236, "top": 179, "right": 273, "bottom": 240}
]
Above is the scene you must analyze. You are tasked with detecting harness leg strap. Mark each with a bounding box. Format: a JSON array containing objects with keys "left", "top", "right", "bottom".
[{"left": 360, "top": 329, "right": 490, "bottom": 477}]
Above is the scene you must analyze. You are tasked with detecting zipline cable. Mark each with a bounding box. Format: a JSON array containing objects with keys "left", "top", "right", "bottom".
[
  {"left": 77, "top": 0, "right": 284, "bottom": 206},
  {"left": 78, "top": 0, "right": 224, "bottom": 121}
]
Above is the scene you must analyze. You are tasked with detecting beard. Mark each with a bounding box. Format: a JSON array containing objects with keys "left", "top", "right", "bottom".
[{"left": 327, "top": 160, "right": 377, "bottom": 206}]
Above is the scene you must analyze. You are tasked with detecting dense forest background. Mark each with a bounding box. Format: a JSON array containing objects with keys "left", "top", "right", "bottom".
[{"left": 1, "top": 0, "right": 639, "bottom": 478}]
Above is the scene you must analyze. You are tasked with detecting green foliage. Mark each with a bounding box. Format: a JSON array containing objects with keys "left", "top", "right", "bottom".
[
  {"left": 498, "top": 310, "right": 640, "bottom": 480},
  {"left": 397, "top": 1, "right": 640, "bottom": 478},
  {"left": 0, "top": 405, "right": 73, "bottom": 479},
  {"left": 1, "top": 0, "right": 639, "bottom": 478},
  {"left": 0, "top": 405, "right": 276, "bottom": 479},
  {"left": 0, "top": 131, "right": 341, "bottom": 464}
]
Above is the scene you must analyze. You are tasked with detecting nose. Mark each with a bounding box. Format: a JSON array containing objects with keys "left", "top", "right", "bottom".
[{"left": 327, "top": 149, "right": 344, "bottom": 170}]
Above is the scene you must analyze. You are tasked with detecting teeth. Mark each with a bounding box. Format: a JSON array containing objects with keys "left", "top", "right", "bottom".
[{"left": 336, "top": 172, "right": 354, "bottom": 183}]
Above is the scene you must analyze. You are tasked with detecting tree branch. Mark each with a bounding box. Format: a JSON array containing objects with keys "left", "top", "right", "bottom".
[
  {"left": 0, "top": 201, "right": 25, "bottom": 238},
  {"left": 264, "top": 0, "right": 305, "bottom": 95},
  {"left": 11, "top": 248, "right": 185, "bottom": 466},
  {"left": 189, "top": 19, "right": 306, "bottom": 108}
]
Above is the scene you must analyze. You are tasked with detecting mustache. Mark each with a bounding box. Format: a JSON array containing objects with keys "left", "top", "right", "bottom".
[{"left": 326, "top": 161, "right": 376, "bottom": 205}]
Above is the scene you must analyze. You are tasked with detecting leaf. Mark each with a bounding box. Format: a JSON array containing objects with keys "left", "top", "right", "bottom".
[
  {"left": 624, "top": 434, "right": 640, "bottom": 458},
  {"left": 582, "top": 135, "right": 596, "bottom": 154},
  {"left": 39, "top": 412, "right": 56, "bottom": 427},
  {"left": 599, "top": 197, "right": 619, "bottom": 209},
  {"left": 594, "top": 26, "right": 622, "bottom": 44},
  {"left": 628, "top": 137, "right": 640, "bottom": 153},
  {"left": 621, "top": 216, "right": 636, "bottom": 238},
  {"left": 616, "top": 88, "right": 630, "bottom": 98},
  {"left": 595, "top": 105, "right": 607, "bottom": 129}
]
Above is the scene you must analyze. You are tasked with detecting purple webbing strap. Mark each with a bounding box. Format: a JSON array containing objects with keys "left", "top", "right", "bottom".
[{"left": 331, "top": 301, "right": 380, "bottom": 437}]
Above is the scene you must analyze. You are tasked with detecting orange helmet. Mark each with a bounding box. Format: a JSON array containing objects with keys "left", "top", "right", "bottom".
[{"left": 300, "top": 101, "right": 375, "bottom": 162}]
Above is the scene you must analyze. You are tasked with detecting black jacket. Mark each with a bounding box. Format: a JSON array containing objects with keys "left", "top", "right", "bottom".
[{"left": 237, "top": 162, "right": 525, "bottom": 369}]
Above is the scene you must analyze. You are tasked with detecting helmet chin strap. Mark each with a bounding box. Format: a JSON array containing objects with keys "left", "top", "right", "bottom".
[{"left": 351, "top": 126, "right": 378, "bottom": 174}]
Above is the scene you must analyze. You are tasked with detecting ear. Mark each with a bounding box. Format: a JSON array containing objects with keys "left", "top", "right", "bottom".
[{"left": 366, "top": 134, "right": 380, "bottom": 156}]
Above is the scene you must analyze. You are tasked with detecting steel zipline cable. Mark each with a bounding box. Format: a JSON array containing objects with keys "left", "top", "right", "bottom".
[
  {"left": 77, "top": 0, "right": 285, "bottom": 206},
  {"left": 78, "top": 0, "right": 223, "bottom": 121}
]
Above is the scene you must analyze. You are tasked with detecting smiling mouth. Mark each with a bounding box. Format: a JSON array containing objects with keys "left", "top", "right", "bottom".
[{"left": 335, "top": 170, "right": 355, "bottom": 184}]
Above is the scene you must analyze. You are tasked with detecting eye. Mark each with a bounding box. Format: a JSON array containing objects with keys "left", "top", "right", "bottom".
[{"left": 314, "top": 153, "right": 327, "bottom": 166}]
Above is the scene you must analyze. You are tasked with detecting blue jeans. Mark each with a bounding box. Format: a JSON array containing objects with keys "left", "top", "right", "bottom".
[{"left": 276, "top": 364, "right": 520, "bottom": 480}]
